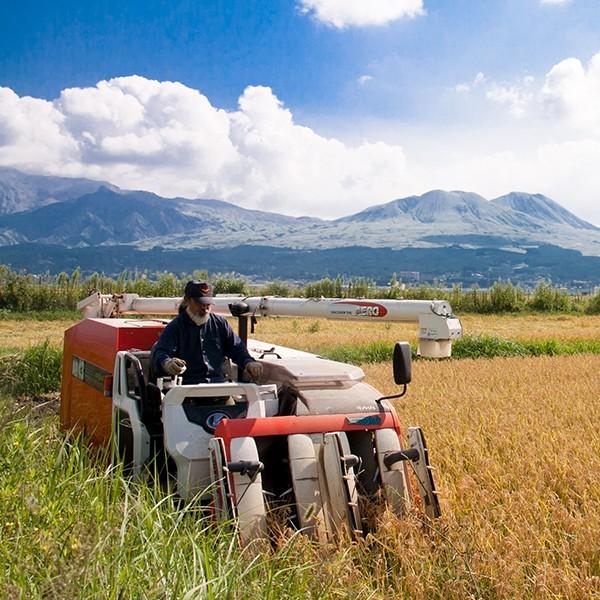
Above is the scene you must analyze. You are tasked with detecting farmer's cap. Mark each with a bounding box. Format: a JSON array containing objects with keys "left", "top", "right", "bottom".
[{"left": 184, "top": 280, "right": 214, "bottom": 304}]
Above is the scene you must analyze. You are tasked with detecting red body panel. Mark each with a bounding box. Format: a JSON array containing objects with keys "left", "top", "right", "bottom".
[
  {"left": 60, "top": 318, "right": 166, "bottom": 445},
  {"left": 215, "top": 412, "right": 402, "bottom": 457}
]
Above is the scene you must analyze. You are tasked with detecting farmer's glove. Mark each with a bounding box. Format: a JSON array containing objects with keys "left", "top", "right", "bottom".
[
  {"left": 162, "top": 357, "right": 186, "bottom": 376},
  {"left": 244, "top": 361, "right": 263, "bottom": 381}
]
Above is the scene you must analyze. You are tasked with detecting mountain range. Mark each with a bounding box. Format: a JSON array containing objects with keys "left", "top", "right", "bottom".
[{"left": 0, "top": 166, "right": 599, "bottom": 285}]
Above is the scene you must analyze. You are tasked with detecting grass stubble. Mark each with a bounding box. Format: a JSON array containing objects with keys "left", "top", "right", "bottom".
[{"left": 0, "top": 316, "right": 599, "bottom": 598}]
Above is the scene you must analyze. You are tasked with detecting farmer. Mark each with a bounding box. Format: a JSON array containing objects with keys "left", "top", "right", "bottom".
[{"left": 151, "top": 280, "right": 262, "bottom": 384}]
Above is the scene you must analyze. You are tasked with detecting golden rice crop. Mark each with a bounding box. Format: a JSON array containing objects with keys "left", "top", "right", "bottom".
[
  {"left": 239, "top": 313, "right": 600, "bottom": 349},
  {"left": 2, "top": 313, "right": 599, "bottom": 351},
  {"left": 0, "top": 319, "right": 75, "bottom": 350},
  {"left": 460, "top": 313, "right": 600, "bottom": 341},
  {"left": 355, "top": 354, "right": 600, "bottom": 598}
]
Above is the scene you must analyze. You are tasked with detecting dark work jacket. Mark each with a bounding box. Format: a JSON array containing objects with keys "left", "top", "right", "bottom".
[{"left": 151, "top": 309, "right": 253, "bottom": 384}]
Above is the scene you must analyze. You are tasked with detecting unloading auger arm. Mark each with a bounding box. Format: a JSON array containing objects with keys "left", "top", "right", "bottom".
[{"left": 77, "top": 292, "right": 462, "bottom": 357}]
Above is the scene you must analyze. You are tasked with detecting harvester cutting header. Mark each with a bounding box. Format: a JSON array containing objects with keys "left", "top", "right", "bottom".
[{"left": 62, "top": 289, "right": 462, "bottom": 544}]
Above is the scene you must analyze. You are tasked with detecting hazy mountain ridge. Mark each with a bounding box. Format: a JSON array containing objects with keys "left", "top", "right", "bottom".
[
  {"left": 0, "top": 180, "right": 324, "bottom": 248},
  {"left": 0, "top": 169, "right": 598, "bottom": 259},
  {"left": 0, "top": 187, "right": 205, "bottom": 246},
  {"left": 0, "top": 166, "right": 116, "bottom": 215},
  {"left": 337, "top": 190, "right": 498, "bottom": 225},
  {"left": 338, "top": 189, "right": 598, "bottom": 233},
  {"left": 491, "top": 192, "right": 597, "bottom": 230}
]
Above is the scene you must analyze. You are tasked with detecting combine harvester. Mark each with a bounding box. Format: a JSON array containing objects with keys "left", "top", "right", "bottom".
[{"left": 61, "top": 292, "right": 462, "bottom": 544}]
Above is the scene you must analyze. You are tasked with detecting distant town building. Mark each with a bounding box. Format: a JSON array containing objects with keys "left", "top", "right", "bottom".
[{"left": 398, "top": 271, "right": 420, "bottom": 283}]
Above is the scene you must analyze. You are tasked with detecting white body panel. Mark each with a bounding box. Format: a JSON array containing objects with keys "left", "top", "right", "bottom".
[
  {"left": 161, "top": 382, "right": 277, "bottom": 499},
  {"left": 288, "top": 433, "right": 327, "bottom": 541},
  {"left": 321, "top": 432, "right": 362, "bottom": 537},
  {"left": 111, "top": 352, "right": 150, "bottom": 476},
  {"left": 229, "top": 437, "right": 268, "bottom": 544},
  {"left": 375, "top": 428, "right": 411, "bottom": 515}
]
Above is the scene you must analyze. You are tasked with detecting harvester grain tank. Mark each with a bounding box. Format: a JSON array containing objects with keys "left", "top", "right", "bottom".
[{"left": 62, "top": 292, "right": 462, "bottom": 544}]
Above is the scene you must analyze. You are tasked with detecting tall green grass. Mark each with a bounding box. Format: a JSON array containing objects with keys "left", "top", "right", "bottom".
[
  {"left": 0, "top": 407, "right": 323, "bottom": 598},
  {"left": 0, "top": 403, "right": 469, "bottom": 598},
  {"left": 454, "top": 335, "right": 600, "bottom": 359},
  {"left": 0, "top": 341, "right": 62, "bottom": 396}
]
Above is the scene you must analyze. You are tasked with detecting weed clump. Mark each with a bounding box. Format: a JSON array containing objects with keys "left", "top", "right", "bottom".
[
  {"left": 452, "top": 335, "right": 529, "bottom": 359},
  {"left": 324, "top": 340, "right": 396, "bottom": 364},
  {"left": 585, "top": 289, "right": 600, "bottom": 314},
  {"left": 307, "top": 321, "right": 320, "bottom": 333},
  {"left": 0, "top": 340, "right": 62, "bottom": 397},
  {"left": 529, "top": 282, "right": 573, "bottom": 312}
]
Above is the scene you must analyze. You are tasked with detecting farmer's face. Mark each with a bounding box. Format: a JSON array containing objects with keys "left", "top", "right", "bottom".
[{"left": 188, "top": 298, "right": 212, "bottom": 317}]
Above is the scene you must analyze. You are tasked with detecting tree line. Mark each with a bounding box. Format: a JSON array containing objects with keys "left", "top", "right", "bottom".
[{"left": 0, "top": 266, "right": 598, "bottom": 315}]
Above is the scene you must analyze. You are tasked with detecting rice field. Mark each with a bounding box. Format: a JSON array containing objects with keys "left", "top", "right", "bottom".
[
  {"left": 365, "top": 354, "right": 600, "bottom": 597},
  {"left": 250, "top": 313, "right": 600, "bottom": 358},
  {"left": 1, "top": 314, "right": 599, "bottom": 598},
  {"left": 2, "top": 312, "right": 600, "bottom": 351}
]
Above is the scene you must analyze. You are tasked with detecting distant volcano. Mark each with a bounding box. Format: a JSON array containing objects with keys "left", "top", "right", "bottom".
[{"left": 0, "top": 170, "right": 597, "bottom": 257}]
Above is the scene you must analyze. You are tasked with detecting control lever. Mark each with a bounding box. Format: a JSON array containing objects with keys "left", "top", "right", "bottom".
[
  {"left": 383, "top": 448, "right": 420, "bottom": 469},
  {"left": 226, "top": 460, "right": 264, "bottom": 478}
]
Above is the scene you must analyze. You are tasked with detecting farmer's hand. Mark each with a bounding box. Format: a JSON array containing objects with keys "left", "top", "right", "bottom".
[
  {"left": 162, "top": 357, "right": 187, "bottom": 375},
  {"left": 244, "top": 361, "right": 263, "bottom": 381}
]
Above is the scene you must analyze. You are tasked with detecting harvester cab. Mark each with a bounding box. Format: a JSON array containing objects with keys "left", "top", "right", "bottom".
[{"left": 62, "top": 293, "right": 462, "bottom": 544}]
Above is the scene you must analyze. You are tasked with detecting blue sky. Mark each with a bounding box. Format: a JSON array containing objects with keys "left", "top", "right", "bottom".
[
  {"left": 3, "top": 1, "right": 598, "bottom": 113},
  {"left": 1, "top": 0, "right": 600, "bottom": 223}
]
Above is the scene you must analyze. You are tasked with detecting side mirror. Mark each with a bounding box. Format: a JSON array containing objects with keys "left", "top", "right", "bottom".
[
  {"left": 229, "top": 302, "right": 251, "bottom": 344},
  {"left": 229, "top": 301, "right": 250, "bottom": 317},
  {"left": 393, "top": 342, "right": 412, "bottom": 385},
  {"left": 377, "top": 341, "right": 412, "bottom": 404}
]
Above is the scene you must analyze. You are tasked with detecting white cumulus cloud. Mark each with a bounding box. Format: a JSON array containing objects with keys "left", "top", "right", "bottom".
[
  {"left": 486, "top": 83, "right": 533, "bottom": 117},
  {"left": 540, "top": 53, "right": 600, "bottom": 133},
  {"left": 0, "top": 77, "right": 410, "bottom": 217},
  {"left": 444, "top": 52, "right": 600, "bottom": 224},
  {"left": 298, "top": 0, "right": 424, "bottom": 28},
  {"left": 2, "top": 54, "right": 600, "bottom": 226},
  {"left": 482, "top": 52, "right": 600, "bottom": 133},
  {"left": 540, "top": 0, "right": 571, "bottom": 5},
  {"left": 224, "top": 86, "right": 409, "bottom": 213},
  {"left": 0, "top": 88, "right": 78, "bottom": 172}
]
